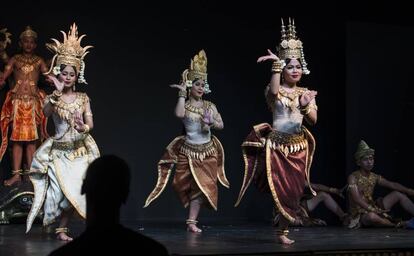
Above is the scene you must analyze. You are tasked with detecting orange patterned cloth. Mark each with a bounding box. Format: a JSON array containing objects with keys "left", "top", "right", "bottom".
[{"left": 0, "top": 90, "right": 48, "bottom": 161}]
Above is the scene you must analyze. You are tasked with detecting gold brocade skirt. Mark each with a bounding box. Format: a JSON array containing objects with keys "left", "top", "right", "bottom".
[
  {"left": 235, "top": 123, "right": 316, "bottom": 223},
  {"left": 144, "top": 136, "right": 229, "bottom": 210}
]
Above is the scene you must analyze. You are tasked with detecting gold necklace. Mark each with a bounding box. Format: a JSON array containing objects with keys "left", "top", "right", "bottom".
[
  {"left": 16, "top": 54, "right": 39, "bottom": 74},
  {"left": 15, "top": 54, "right": 39, "bottom": 65},
  {"left": 185, "top": 101, "right": 205, "bottom": 115},
  {"left": 279, "top": 86, "right": 302, "bottom": 101},
  {"left": 54, "top": 93, "right": 87, "bottom": 125},
  {"left": 277, "top": 86, "right": 308, "bottom": 111}
]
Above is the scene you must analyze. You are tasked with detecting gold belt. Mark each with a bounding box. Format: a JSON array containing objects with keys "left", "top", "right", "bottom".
[
  {"left": 12, "top": 94, "right": 38, "bottom": 101},
  {"left": 16, "top": 80, "right": 36, "bottom": 86},
  {"left": 180, "top": 140, "right": 216, "bottom": 161},
  {"left": 267, "top": 130, "right": 307, "bottom": 155},
  {"left": 52, "top": 140, "right": 85, "bottom": 151}
]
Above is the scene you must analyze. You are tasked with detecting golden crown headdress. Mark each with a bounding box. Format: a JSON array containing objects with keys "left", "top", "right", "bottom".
[
  {"left": 278, "top": 18, "right": 310, "bottom": 75},
  {"left": 0, "top": 27, "right": 12, "bottom": 50},
  {"left": 181, "top": 49, "right": 211, "bottom": 93},
  {"left": 45, "top": 23, "right": 93, "bottom": 84},
  {"left": 354, "top": 140, "right": 375, "bottom": 161},
  {"left": 20, "top": 26, "right": 37, "bottom": 40}
]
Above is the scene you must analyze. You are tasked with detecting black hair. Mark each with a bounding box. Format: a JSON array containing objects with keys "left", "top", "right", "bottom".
[
  {"left": 284, "top": 58, "right": 303, "bottom": 67},
  {"left": 60, "top": 64, "right": 78, "bottom": 76}
]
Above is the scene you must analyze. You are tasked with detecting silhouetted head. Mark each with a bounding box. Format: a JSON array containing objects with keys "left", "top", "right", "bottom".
[{"left": 81, "top": 155, "right": 130, "bottom": 208}]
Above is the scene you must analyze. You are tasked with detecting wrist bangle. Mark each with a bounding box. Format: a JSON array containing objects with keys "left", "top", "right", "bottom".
[
  {"left": 271, "top": 61, "right": 282, "bottom": 73},
  {"left": 83, "top": 124, "right": 90, "bottom": 133},
  {"left": 178, "top": 90, "right": 187, "bottom": 98},
  {"left": 300, "top": 105, "right": 311, "bottom": 115},
  {"left": 49, "top": 97, "right": 58, "bottom": 105},
  {"left": 210, "top": 120, "right": 217, "bottom": 128},
  {"left": 53, "top": 90, "right": 62, "bottom": 98}
]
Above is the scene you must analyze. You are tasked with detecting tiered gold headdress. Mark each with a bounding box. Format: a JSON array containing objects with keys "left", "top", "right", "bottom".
[
  {"left": 0, "top": 27, "right": 12, "bottom": 50},
  {"left": 181, "top": 49, "right": 211, "bottom": 93},
  {"left": 278, "top": 18, "right": 310, "bottom": 74},
  {"left": 19, "top": 26, "right": 37, "bottom": 40},
  {"left": 45, "top": 23, "right": 93, "bottom": 84},
  {"left": 354, "top": 140, "right": 375, "bottom": 161}
]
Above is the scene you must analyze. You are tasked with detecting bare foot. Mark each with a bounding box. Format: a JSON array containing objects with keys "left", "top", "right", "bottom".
[
  {"left": 187, "top": 224, "right": 202, "bottom": 233},
  {"left": 278, "top": 235, "right": 295, "bottom": 245},
  {"left": 57, "top": 232, "right": 73, "bottom": 241},
  {"left": 392, "top": 220, "right": 403, "bottom": 228},
  {"left": 314, "top": 219, "right": 327, "bottom": 226},
  {"left": 4, "top": 174, "right": 21, "bottom": 187}
]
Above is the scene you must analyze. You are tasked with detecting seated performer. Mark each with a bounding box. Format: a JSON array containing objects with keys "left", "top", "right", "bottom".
[
  {"left": 346, "top": 140, "right": 414, "bottom": 229},
  {"left": 273, "top": 183, "right": 346, "bottom": 226}
]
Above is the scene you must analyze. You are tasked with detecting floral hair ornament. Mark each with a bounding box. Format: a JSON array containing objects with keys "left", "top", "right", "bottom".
[{"left": 45, "top": 23, "right": 93, "bottom": 84}]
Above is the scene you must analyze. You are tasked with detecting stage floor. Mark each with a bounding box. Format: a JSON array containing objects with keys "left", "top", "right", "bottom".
[{"left": 1, "top": 221, "right": 413, "bottom": 255}]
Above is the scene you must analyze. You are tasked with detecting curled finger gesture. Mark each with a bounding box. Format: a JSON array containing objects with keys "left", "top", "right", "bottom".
[{"left": 257, "top": 49, "right": 280, "bottom": 63}]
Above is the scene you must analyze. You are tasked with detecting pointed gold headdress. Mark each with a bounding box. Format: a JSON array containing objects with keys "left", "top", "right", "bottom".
[
  {"left": 278, "top": 18, "right": 310, "bottom": 74},
  {"left": 181, "top": 49, "right": 211, "bottom": 93},
  {"left": 354, "top": 140, "right": 375, "bottom": 161},
  {"left": 19, "top": 26, "right": 37, "bottom": 40},
  {"left": 0, "top": 27, "right": 12, "bottom": 50},
  {"left": 45, "top": 23, "right": 93, "bottom": 84}
]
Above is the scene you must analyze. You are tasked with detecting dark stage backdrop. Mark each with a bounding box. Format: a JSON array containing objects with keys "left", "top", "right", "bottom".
[
  {"left": 346, "top": 22, "right": 414, "bottom": 219},
  {"left": 1, "top": 1, "right": 411, "bottom": 223}
]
